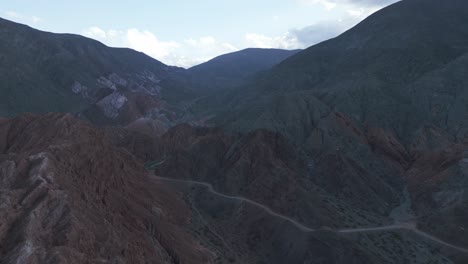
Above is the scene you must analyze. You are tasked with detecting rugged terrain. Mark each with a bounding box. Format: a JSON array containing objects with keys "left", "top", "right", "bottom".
[
  {"left": 0, "top": 18, "right": 298, "bottom": 131},
  {"left": 106, "top": 123, "right": 468, "bottom": 263},
  {"left": 0, "top": 17, "right": 194, "bottom": 129},
  {"left": 1, "top": 0, "right": 468, "bottom": 263},
  {"left": 4, "top": 113, "right": 460, "bottom": 264},
  {"left": 0, "top": 113, "right": 214, "bottom": 263},
  {"left": 198, "top": 0, "right": 468, "bottom": 257}
]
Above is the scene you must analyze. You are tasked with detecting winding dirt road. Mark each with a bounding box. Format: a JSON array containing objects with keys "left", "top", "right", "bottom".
[
  {"left": 153, "top": 175, "right": 316, "bottom": 232},
  {"left": 153, "top": 175, "right": 468, "bottom": 254}
]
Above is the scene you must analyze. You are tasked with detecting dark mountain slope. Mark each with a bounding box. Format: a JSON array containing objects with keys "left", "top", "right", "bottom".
[
  {"left": 270, "top": 0, "right": 468, "bottom": 89},
  {"left": 0, "top": 18, "right": 299, "bottom": 129},
  {"left": 0, "top": 17, "right": 190, "bottom": 126},
  {"left": 187, "top": 48, "right": 300, "bottom": 91},
  {"left": 192, "top": 0, "right": 468, "bottom": 257},
  {"left": 109, "top": 123, "right": 468, "bottom": 263},
  {"left": 216, "top": 0, "right": 468, "bottom": 139}
]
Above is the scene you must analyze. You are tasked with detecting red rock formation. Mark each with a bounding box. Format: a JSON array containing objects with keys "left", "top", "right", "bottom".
[
  {"left": 366, "top": 127, "right": 410, "bottom": 168},
  {"left": 119, "top": 92, "right": 163, "bottom": 124},
  {"left": 125, "top": 118, "right": 169, "bottom": 137},
  {"left": 0, "top": 113, "right": 213, "bottom": 264}
]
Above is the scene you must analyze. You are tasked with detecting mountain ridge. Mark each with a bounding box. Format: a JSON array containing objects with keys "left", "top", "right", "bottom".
[
  {"left": 2, "top": 0, "right": 468, "bottom": 263},
  {"left": 0, "top": 16, "right": 189, "bottom": 127},
  {"left": 187, "top": 48, "right": 300, "bottom": 91}
]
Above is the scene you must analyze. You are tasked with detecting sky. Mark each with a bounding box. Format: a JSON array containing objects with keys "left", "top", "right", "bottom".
[{"left": 1, "top": 0, "right": 399, "bottom": 68}]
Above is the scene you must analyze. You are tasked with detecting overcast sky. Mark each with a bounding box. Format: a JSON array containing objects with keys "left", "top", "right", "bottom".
[{"left": 2, "top": 0, "right": 399, "bottom": 68}]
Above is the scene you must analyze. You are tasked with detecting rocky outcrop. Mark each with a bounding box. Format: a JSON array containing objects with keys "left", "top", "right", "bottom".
[
  {"left": 0, "top": 113, "right": 213, "bottom": 263},
  {"left": 110, "top": 123, "right": 403, "bottom": 230}
]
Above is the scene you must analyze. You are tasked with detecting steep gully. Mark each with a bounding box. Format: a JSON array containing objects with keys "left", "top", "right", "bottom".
[{"left": 152, "top": 173, "right": 468, "bottom": 254}]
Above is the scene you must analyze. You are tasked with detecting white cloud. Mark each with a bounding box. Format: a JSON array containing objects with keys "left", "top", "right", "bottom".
[
  {"left": 31, "top": 16, "right": 42, "bottom": 24},
  {"left": 346, "top": 6, "right": 380, "bottom": 18},
  {"left": 5, "top": 11, "right": 43, "bottom": 24},
  {"left": 83, "top": 26, "right": 107, "bottom": 39},
  {"left": 177, "top": 36, "right": 239, "bottom": 67},
  {"left": 82, "top": 27, "right": 125, "bottom": 47},
  {"left": 298, "top": 0, "right": 337, "bottom": 10},
  {"left": 245, "top": 33, "right": 301, "bottom": 50},
  {"left": 83, "top": 27, "right": 180, "bottom": 63},
  {"left": 248, "top": 1, "right": 385, "bottom": 50},
  {"left": 343, "top": 0, "right": 399, "bottom": 7},
  {"left": 78, "top": 0, "right": 396, "bottom": 68},
  {"left": 125, "top": 28, "right": 180, "bottom": 59},
  {"left": 297, "top": 0, "right": 398, "bottom": 9},
  {"left": 245, "top": 19, "right": 346, "bottom": 50},
  {"left": 185, "top": 36, "right": 237, "bottom": 54},
  {"left": 82, "top": 13, "right": 360, "bottom": 68},
  {"left": 81, "top": 27, "right": 238, "bottom": 68},
  {"left": 185, "top": 36, "right": 216, "bottom": 47}
]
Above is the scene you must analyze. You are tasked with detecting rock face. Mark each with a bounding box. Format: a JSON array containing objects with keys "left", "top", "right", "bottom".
[
  {"left": 214, "top": 0, "right": 468, "bottom": 138},
  {"left": 0, "top": 17, "right": 191, "bottom": 129},
  {"left": 136, "top": 122, "right": 403, "bottom": 226},
  {"left": 0, "top": 19, "right": 299, "bottom": 129},
  {"left": 197, "top": 0, "right": 468, "bottom": 255},
  {"left": 0, "top": 113, "right": 213, "bottom": 263},
  {"left": 0, "top": 115, "right": 404, "bottom": 264},
  {"left": 2, "top": 0, "right": 468, "bottom": 263},
  {"left": 110, "top": 123, "right": 468, "bottom": 263},
  {"left": 101, "top": 1, "right": 468, "bottom": 262}
]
